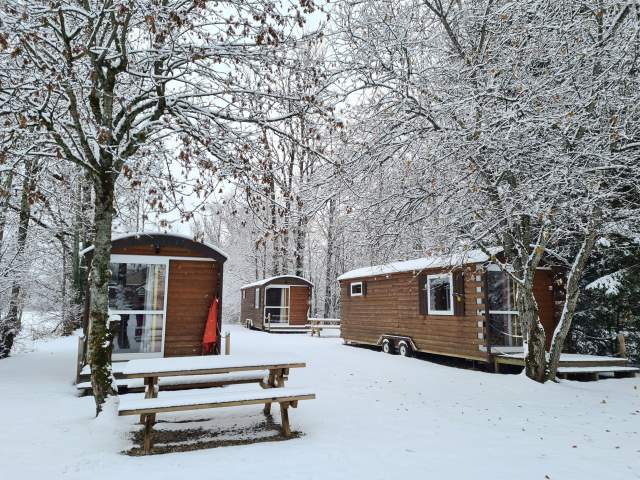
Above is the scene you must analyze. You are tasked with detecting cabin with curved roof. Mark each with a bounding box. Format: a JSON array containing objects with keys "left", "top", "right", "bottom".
[
  {"left": 240, "top": 275, "right": 313, "bottom": 332},
  {"left": 81, "top": 232, "right": 227, "bottom": 359}
]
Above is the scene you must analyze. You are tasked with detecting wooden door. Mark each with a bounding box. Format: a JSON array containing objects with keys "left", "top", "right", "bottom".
[
  {"left": 164, "top": 260, "right": 218, "bottom": 356},
  {"left": 289, "top": 286, "right": 310, "bottom": 326},
  {"left": 533, "top": 269, "right": 556, "bottom": 350}
]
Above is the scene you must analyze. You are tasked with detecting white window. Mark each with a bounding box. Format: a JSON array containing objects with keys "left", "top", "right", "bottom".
[
  {"left": 108, "top": 255, "right": 169, "bottom": 359},
  {"left": 350, "top": 281, "right": 363, "bottom": 297},
  {"left": 254, "top": 288, "right": 260, "bottom": 309},
  {"left": 242, "top": 290, "right": 246, "bottom": 300},
  {"left": 427, "top": 273, "right": 454, "bottom": 315}
]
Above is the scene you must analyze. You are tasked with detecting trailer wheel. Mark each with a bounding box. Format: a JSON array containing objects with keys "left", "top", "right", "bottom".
[
  {"left": 381, "top": 338, "right": 394, "bottom": 354},
  {"left": 398, "top": 341, "right": 412, "bottom": 357}
]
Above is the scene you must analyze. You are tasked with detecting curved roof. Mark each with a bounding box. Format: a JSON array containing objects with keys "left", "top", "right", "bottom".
[
  {"left": 241, "top": 275, "right": 313, "bottom": 289},
  {"left": 337, "top": 248, "right": 501, "bottom": 281},
  {"left": 79, "top": 232, "right": 228, "bottom": 262}
]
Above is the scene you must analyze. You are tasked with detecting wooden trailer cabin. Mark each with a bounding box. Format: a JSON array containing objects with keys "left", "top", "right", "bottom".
[
  {"left": 240, "top": 275, "right": 313, "bottom": 333},
  {"left": 337, "top": 250, "right": 561, "bottom": 364},
  {"left": 81, "top": 232, "right": 227, "bottom": 359}
]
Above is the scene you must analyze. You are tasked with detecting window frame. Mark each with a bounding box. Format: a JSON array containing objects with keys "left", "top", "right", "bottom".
[
  {"left": 254, "top": 287, "right": 260, "bottom": 309},
  {"left": 426, "top": 273, "right": 454, "bottom": 316},
  {"left": 109, "top": 254, "right": 170, "bottom": 360},
  {"left": 350, "top": 281, "right": 364, "bottom": 297}
]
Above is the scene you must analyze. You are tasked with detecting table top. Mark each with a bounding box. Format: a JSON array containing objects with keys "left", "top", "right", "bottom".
[{"left": 121, "top": 354, "right": 307, "bottom": 379}]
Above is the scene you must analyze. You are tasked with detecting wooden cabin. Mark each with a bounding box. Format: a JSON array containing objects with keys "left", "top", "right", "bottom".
[
  {"left": 81, "top": 232, "right": 227, "bottom": 359},
  {"left": 240, "top": 275, "right": 313, "bottom": 332},
  {"left": 337, "top": 250, "right": 560, "bottom": 363}
]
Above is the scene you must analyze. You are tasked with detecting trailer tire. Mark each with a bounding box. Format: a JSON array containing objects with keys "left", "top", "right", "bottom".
[
  {"left": 398, "top": 341, "right": 412, "bottom": 357},
  {"left": 381, "top": 338, "right": 394, "bottom": 354}
]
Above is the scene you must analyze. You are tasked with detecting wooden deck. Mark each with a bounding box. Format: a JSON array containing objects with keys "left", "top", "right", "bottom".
[{"left": 494, "top": 353, "right": 638, "bottom": 380}]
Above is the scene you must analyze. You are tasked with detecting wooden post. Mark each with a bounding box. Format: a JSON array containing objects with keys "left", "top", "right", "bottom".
[
  {"left": 75, "top": 336, "right": 85, "bottom": 385},
  {"left": 143, "top": 414, "right": 154, "bottom": 454},
  {"left": 617, "top": 333, "right": 627, "bottom": 358},
  {"left": 225, "top": 332, "right": 231, "bottom": 355},
  {"left": 140, "top": 377, "right": 158, "bottom": 424},
  {"left": 279, "top": 402, "right": 291, "bottom": 437},
  {"left": 263, "top": 369, "right": 276, "bottom": 415}
]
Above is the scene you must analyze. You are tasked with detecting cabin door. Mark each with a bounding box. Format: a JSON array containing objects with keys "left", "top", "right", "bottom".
[
  {"left": 289, "top": 286, "right": 310, "bottom": 326},
  {"left": 264, "top": 286, "right": 290, "bottom": 324}
]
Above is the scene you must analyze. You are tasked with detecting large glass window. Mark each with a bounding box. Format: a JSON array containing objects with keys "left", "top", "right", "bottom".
[
  {"left": 427, "top": 274, "right": 453, "bottom": 315},
  {"left": 109, "top": 263, "right": 166, "bottom": 311},
  {"left": 108, "top": 260, "right": 167, "bottom": 357},
  {"left": 487, "top": 268, "right": 522, "bottom": 348},
  {"left": 264, "top": 286, "right": 290, "bottom": 324}
]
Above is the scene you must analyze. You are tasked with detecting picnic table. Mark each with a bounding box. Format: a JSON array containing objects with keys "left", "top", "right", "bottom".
[{"left": 118, "top": 355, "right": 315, "bottom": 454}]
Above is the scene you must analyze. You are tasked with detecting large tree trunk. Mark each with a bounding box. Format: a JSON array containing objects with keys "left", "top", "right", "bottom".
[
  {"left": 0, "top": 168, "right": 14, "bottom": 248},
  {"left": 0, "top": 158, "right": 36, "bottom": 358},
  {"left": 519, "top": 289, "right": 547, "bottom": 382},
  {"left": 87, "top": 176, "right": 116, "bottom": 415},
  {"left": 546, "top": 226, "right": 599, "bottom": 381}
]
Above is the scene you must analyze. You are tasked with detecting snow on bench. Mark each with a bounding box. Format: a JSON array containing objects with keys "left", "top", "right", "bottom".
[
  {"left": 119, "top": 386, "right": 316, "bottom": 454},
  {"left": 121, "top": 355, "right": 306, "bottom": 378},
  {"left": 118, "top": 386, "right": 316, "bottom": 415},
  {"left": 76, "top": 370, "right": 268, "bottom": 393}
]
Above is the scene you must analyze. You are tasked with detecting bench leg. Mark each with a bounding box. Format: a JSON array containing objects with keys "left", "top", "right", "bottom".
[
  {"left": 263, "top": 370, "right": 276, "bottom": 415},
  {"left": 143, "top": 414, "right": 154, "bottom": 454},
  {"left": 279, "top": 402, "right": 291, "bottom": 437}
]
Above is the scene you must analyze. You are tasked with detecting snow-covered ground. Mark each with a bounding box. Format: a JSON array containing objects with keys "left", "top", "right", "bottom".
[{"left": 0, "top": 324, "right": 638, "bottom": 480}]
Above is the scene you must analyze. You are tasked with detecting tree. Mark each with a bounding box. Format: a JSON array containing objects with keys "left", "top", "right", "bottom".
[
  {"left": 0, "top": 0, "right": 323, "bottom": 413},
  {"left": 334, "top": 0, "right": 640, "bottom": 381}
]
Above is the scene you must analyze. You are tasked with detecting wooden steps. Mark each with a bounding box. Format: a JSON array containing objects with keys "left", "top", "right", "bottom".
[
  {"left": 263, "top": 325, "right": 309, "bottom": 334},
  {"left": 494, "top": 352, "right": 637, "bottom": 381},
  {"left": 557, "top": 365, "right": 638, "bottom": 381}
]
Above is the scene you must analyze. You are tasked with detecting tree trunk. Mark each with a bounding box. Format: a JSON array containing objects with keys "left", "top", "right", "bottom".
[
  {"left": 546, "top": 226, "right": 599, "bottom": 381},
  {"left": 520, "top": 289, "right": 547, "bottom": 382},
  {"left": 87, "top": 175, "right": 116, "bottom": 415},
  {"left": 323, "top": 196, "right": 336, "bottom": 318},
  {"left": 0, "top": 158, "right": 36, "bottom": 358},
  {"left": 0, "top": 168, "right": 15, "bottom": 248}
]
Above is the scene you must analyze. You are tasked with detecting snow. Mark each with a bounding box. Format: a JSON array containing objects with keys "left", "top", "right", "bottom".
[
  {"left": 499, "top": 352, "right": 628, "bottom": 363},
  {"left": 585, "top": 271, "right": 623, "bottom": 296},
  {"left": 122, "top": 355, "right": 306, "bottom": 376},
  {"left": 337, "top": 248, "right": 501, "bottom": 281},
  {"left": 118, "top": 387, "right": 315, "bottom": 413},
  {"left": 241, "top": 275, "right": 314, "bottom": 289},
  {"left": 78, "top": 231, "right": 228, "bottom": 259},
  {"left": 0, "top": 324, "right": 638, "bottom": 480}
]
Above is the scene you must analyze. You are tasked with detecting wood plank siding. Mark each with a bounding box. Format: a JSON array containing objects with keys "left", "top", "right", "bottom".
[
  {"left": 340, "top": 265, "right": 559, "bottom": 362},
  {"left": 164, "top": 260, "right": 219, "bottom": 357}
]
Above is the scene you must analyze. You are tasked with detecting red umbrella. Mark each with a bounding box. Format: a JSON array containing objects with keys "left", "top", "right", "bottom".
[{"left": 202, "top": 297, "right": 219, "bottom": 354}]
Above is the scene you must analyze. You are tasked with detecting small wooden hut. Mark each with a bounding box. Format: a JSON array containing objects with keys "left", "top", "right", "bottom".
[
  {"left": 240, "top": 275, "right": 313, "bottom": 332},
  {"left": 81, "top": 232, "right": 227, "bottom": 359},
  {"left": 337, "top": 249, "right": 560, "bottom": 363}
]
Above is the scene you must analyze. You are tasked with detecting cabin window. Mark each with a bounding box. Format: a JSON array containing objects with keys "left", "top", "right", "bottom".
[
  {"left": 350, "top": 282, "right": 363, "bottom": 297},
  {"left": 254, "top": 288, "right": 260, "bottom": 309},
  {"left": 427, "top": 274, "right": 454, "bottom": 315},
  {"left": 108, "top": 258, "right": 168, "bottom": 357},
  {"left": 242, "top": 290, "right": 246, "bottom": 300}
]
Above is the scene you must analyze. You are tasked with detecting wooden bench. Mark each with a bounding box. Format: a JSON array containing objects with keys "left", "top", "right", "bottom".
[
  {"left": 307, "top": 318, "right": 341, "bottom": 337},
  {"left": 119, "top": 387, "right": 316, "bottom": 454},
  {"left": 76, "top": 371, "right": 267, "bottom": 395}
]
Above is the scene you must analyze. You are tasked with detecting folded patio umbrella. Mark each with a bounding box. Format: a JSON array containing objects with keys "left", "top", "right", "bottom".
[{"left": 202, "top": 297, "right": 219, "bottom": 354}]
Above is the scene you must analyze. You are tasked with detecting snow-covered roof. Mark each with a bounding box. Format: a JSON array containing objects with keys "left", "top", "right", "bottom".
[
  {"left": 241, "top": 275, "right": 314, "bottom": 289},
  {"left": 79, "top": 231, "right": 228, "bottom": 259},
  {"left": 337, "top": 248, "right": 500, "bottom": 281}
]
